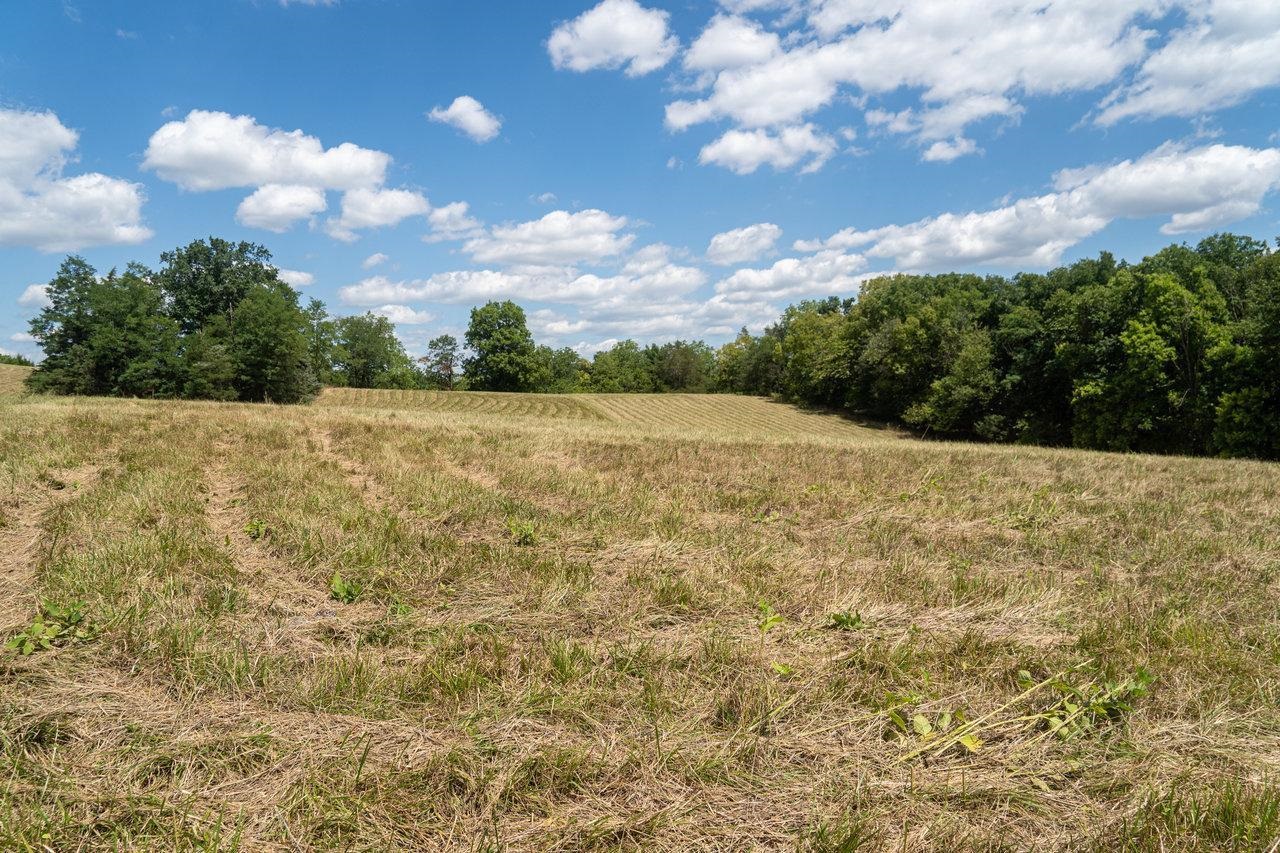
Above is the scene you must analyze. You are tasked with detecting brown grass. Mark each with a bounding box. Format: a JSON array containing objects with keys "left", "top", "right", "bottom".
[
  {"left": 0, "top": 365, "right": 31, "bottom": 397},
  {"left": 1, "top": 390, "right": 1278, "bottom": 850}
]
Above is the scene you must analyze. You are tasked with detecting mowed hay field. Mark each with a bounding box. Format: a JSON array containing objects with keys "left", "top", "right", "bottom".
[
  {"left": 1, "top": 389, "right": 1279, "bottom": 851},
  {"left": 0, "top": 364, "right": 31, "bottom": 397},
  {"left": 318, "top": 387, "right": 884, "bottom": 443}
]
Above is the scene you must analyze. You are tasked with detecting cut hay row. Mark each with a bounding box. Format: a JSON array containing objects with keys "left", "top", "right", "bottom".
[
  {"left": 316, "top": 386, "right": 606, "bottom": 421},
  {"left": 0, "top": 393, "right": 1278, "bottom": 849},
  {"left": 318, "top": 386, "right": 890, "bottom": 444}
]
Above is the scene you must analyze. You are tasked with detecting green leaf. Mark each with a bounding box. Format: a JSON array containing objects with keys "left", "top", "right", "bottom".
[{"left": 912, "top": 714, "right": 933, "bottom": 736}]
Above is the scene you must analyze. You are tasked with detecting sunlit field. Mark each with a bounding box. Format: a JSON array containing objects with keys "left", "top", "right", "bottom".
[{"left": 2, "top": 382, "right": 1278, "bottom": 850}]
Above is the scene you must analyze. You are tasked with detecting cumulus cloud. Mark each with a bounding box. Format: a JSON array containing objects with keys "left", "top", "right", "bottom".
[
  {"left": 425, "top": 201, "right": 483, "bottom": 243},
  {"left": 0, "top": 109, "right": 151, "bottom": 252},
  {"left": 428, "top": 96, "right": 502, "bottom": 143},
  {"left": 666, "top": 0, "right": 1151, "bottom": 141},
  {"left": 548, "top": 0, "right": 679, "bottom": 77},
  {"left": 143, "top": 109, "right": 388, "bottom": 191},
  {"left": 18, "top": 284, "right": 51, "bottom": 308},
  {"left": 715, "top": 249, "right": 869, "bottom": 302},
  {"left": 372, "top": 305, "right": 435, "bottom": 325},
  {"left": 1096, "top": 1, "right": 1280, "bottom": 125},
  {"left": 463, "top": 209, "right": 634, "bottom": 266},
  {"left": 143, "top": 109, "right": 443, "bottom": 241},
  {"left": 362, "top": 252, "right": 389, "bottom": 269},
  {"left": 684, "top": 14, "right": 780, "bottom": 72},
  {"left": 921, "top": 137, "right": 980, "bottom": 163},
  {"left": 707, "top": 223, "right": 782, "bottom": 265},
  {"left": 325, "top": 187, "right": 430, "bottom": 242},
  {"left": 797, "top": 141, "right": 1280, "bottom": 269},
  {"left": 698, "top": 124, "right": 836, "bottom": 174},
  {"left": 342, "top": 243, "right": 702, "bottom": 307},
  {"left": 235, "top": 184, "right": 327, "bottom": 231},
  {"left": 276, "top": 269, "right": 315, "bottom": 287},
  {"left": 651, "top": 1, "right": 1280, "bottom": 171}
]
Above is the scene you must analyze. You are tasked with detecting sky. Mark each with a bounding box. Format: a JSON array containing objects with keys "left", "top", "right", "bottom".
[{"left": 3, "top": 0, "right": 1280, "bottom": 360}]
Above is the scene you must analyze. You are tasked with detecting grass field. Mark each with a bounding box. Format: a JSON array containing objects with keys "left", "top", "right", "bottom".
[
  {"left": 2, "top": 386, "right": 1279, "bottom": 850},
  {"left": 0, "top": 365, "right": 31, "bottom": 397}
]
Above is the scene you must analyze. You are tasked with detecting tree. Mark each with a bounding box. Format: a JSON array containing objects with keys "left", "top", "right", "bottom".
[
  {"left": 154, "top": 238, "right": 280, "bottom": 333},
  {"left": 0, "top": 353, "right": 33, "bottom": 367},
  {"left": 463, "top": 301, "right": 539, "bottom": 391},
  {"left": 535, "top": 345, "right": 588, "bottom": 392},
  {"left": 646, "top": 340, "right": 716, "bottom": 392},
  {"left": 332, "top": 313, "right": 421, "bottom": 389},
  {"left": 1211, "top": 251, "right": 1280, "bottom": 458},
  {"left": 589, "top": 340, "right": 654, "bottom": 392},
  {"left": 304, "top": 299, "right": 338, "bottom": 386},
  {"left": 421, "top": 334, "right": 460, "bottom": 389},
  {"left": 227, "top": 285, "right": 317, "bottom": 403},
  {"left": 27, "top": 258, "right": 183, "bottom": 398},
  {"left": 181, "top": 318, "right": 237, "bottom": 400}
]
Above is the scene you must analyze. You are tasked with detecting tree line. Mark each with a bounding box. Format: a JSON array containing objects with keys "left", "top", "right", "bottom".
[
  {"left": 25, "top": 239, "right": 430, "bottom": 403},
  {"left": 713, "top": 233, "right": 1279, "bottom": 460},
  {"left": 21, "top": 233, "right": 1280, "bottom": 458}
]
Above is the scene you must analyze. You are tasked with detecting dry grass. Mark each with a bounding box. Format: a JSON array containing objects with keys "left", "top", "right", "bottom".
[
  {"left": 319, "top": 387, "right": 892, "bottom": 444},
  {"left": 1, "top": 389, "right": 1278, "bottom": 851},
  {"left": 0, "top": 365, "right": 31, "bottom": 397}
]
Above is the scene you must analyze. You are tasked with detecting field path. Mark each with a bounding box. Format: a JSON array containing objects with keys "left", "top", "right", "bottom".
[
  {"left": 0, "top": 463, "right": 101, "bottom": 632},
  {"left": 203, "top": 441, "right": 354, "bottom": 650}
]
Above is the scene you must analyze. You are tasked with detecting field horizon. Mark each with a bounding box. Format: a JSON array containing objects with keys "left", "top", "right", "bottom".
[{"left": 2, "top": 366, "right": 1279, "bottom": 850}]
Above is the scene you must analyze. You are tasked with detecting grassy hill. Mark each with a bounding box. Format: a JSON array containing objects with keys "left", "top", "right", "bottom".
[
  {"left": 0, "top": 389, "right": 1277, "bottom": 849},
  {"left": 318, "top": 386, "right": 891, "bottom": 443},
  {"left": 0, "top": 364, "right": 31, "bottom": 396}
]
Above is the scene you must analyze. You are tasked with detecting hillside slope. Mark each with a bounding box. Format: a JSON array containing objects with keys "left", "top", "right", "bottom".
[
  {"left": 0, "top": 364, "right": 31, "bottom": 396},
  {"left": 317, "top": 386, "right": 889, "bottom": 443},
  {"left": 0, "top": 391, "right": 1276, "bottom": 849}
]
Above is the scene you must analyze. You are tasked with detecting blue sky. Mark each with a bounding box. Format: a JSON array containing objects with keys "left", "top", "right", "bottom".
[{"left": 3, "top": 0, "right": 1280, "bottom": 360}]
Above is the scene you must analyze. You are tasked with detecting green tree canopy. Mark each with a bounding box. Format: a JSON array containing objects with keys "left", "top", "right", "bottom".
[
  {"left": 332, "top": 313, "right": 422, "bottom": 389},
  {"left": 154, "top": 238, "right": 281, "bottom": 333},
  {"left": 421, "top": 334, "right": 460, "bottom": 390},
  {"left": 463, "top": 301, "right": 539, "bottom": 392}
]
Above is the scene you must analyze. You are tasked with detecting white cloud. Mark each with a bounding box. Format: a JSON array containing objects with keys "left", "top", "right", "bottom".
[
  {"left": 0, "top": 109, "right": 151, "bottom": 252},
  {"left": 428, "top": 96, "right": 502, "bottom": 143},
  {"left": 277, "top": 268, "right": 315, "bottom": 287},
  {"left": 362, "top": 252, "right": 389, "bottom": 269},
  {"left": 235, "top": 184, "right": 327, "bottom": 231},
  {"left": 684, "top": 14, "right": 780, "bottom": 72},
  {"left": 921, "top": 137, "right": 980, "bottom": 163},
  {"left": 699, "top": 124, "right": 836, "bottom": 174},
  {"left": 10, "top": 332, "right": 35, "bottom": 342},
  {"left": 341, "top": 243, "right": 703, "bottom": 309},
  {"left": 707, "top": 222, "right": 782, "bottom": 265},
  {"left": 142, "top": 109, "right": 443, "bottom": 243},
  {"left": 463, "top": 209, "right": 633, "bottom": 266},
  {"left": 797, "top": 141, "right": 1280, "bottom": 269},
  {"left": 656, "top": 1, "right": 1280, "bottom": 168},
  {"left": 18, "top": 284, "right": 51, "bottom": 308},
  {"left": 372, "top": 305, "right": 435, "bottom": 325},
  {"left": 425, "top": 201, "right": 483, "bottom": 243},
  {"left": 548, "top": 0, "right": 679, "bottom": 77},
  {"left": 325, "top": 187, "right": 430, "bottom": 242},
  {"left": 1096, "top": 1, "right": 1280, "bottom": 125},
  {"left": 715, "top": 249, "right": 869, "bottom": 302},
  {"left": 533, "top": 192, "right": 558, "bottom": 204},
  {"left": 143, "top": 109, "right": 389, "bottom": 192}
]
